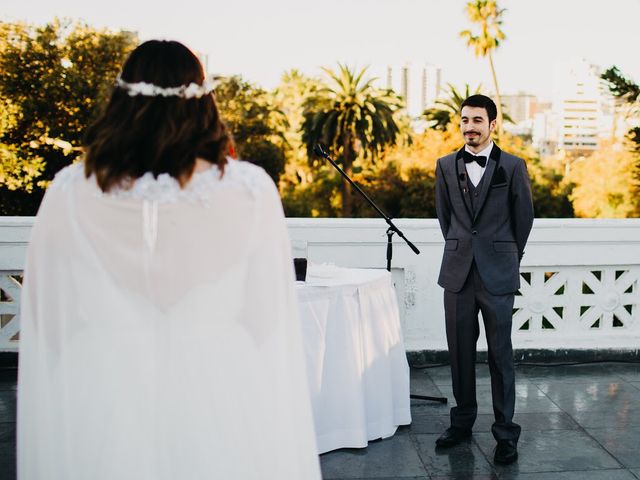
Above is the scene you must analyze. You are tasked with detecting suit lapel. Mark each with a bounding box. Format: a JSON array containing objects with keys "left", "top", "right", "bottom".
[
  {"left": 454, "top": 148, "right": 473, "bottom": 222},
  {"left": 473, "top": 143, "right": 501, "bottom": 221}
]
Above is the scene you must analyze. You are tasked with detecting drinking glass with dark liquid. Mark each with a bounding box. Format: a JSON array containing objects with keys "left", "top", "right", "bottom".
[
  {"left": 291, "top": 240, "right": 308, "bottom": 282},
  {"left": 294, "top": 258, "right": 308, "bottom": 282}
]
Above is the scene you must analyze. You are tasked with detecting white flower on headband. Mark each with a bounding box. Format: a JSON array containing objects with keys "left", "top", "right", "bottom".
[{"left": 115, "top": 75, "right": 215, "bottom": 99}]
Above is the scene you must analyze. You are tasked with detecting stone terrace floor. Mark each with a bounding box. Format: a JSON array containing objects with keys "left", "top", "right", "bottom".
[{"left": 1, "top": 362, "right": 640, "bottom": 479}]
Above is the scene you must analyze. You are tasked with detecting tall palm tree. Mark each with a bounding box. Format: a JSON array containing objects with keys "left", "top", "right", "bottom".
[
  {"left": 460, "top": 0, "right": 507, "bottom": 140},
  {"left": 302, "top": 64, "right": 403, "bottom": 216}
]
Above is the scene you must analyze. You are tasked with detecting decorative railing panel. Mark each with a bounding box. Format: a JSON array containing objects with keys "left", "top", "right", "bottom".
[
  {"left": 514, "top": 267, "right": 639, "bottom": 334},
  {"left": 0, "top": 273, "right": 22, "bottom": 350}
]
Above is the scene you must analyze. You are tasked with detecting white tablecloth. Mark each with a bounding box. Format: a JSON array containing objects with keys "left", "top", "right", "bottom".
[{"left": 296, "top": 265, "right": 412, "bottom": 454}]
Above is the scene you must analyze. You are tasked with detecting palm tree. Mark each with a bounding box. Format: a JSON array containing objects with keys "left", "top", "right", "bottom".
[
  {"left": 460, "top": 0, "right": 507, "bottom": 140},
  {"left": 423, "top": 82, "right": 513, "bottom": 131},
  {"left": 302, "top": 64, "right": 403, "bottom": 216},
  {"left": 423, "top": 83, "right": 483, "bottom": 130}
]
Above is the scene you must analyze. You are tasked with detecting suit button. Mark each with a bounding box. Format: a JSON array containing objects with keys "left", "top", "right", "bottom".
[{"left": 472, "top": 230, "right": 478, "bottom": 235}]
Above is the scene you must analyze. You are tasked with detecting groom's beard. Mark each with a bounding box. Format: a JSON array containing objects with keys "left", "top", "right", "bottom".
[{"left": 464, "top": 130, "right": 489, "bottom": 148}]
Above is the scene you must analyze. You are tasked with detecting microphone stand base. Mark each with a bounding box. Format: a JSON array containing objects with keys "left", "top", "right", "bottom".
[{"left": 410, "top": 394, "right": 448, "bottom": 404}]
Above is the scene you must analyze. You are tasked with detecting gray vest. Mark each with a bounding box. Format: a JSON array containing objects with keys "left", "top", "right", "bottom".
[{"left": 466, "top": 171, "right": 486, "bottom": 214}]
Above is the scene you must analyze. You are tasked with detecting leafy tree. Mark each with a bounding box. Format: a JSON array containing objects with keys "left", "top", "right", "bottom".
[
  {"left": 460, "top": 0, "right": 507, "bottom": 140},
  {"left": 350, "top": 163, "right": 437, "bottom": 218},
  {"left": 602, "top": 67, "right": 639, "bottom": 148},
  {"left": 214, "top": 76, "right": 287, "bottom": 184},
  {"left": 0, "top": 98, "right": 44, "bottom": 193},
  {"left": 0, "top": 19, "right": 137, "bottom": 214},
  {"left": 384, "top": 123, "right": 461, "bottom": 175},
  {"left": 272, "top": 70, "right": 322, "bottom": 192},
  {"left": 280, "top": 165, "right": 342, "bottom": 218},
  {"left": 487, "top": 132, "right": 573, "bottom": 217},
  {"left": 601, "top": 66, "right": 640, "bottom": 215},
  {"left": 567, "top": 139, "right": 638, "bottom": 218},
  {"left": 302, "top": 64, "right": 403, "bottom": 217}
]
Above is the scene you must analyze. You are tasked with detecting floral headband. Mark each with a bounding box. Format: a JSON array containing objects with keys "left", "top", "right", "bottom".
[{"left": 115, "top": 75, "right": 215, "bottom": 99}]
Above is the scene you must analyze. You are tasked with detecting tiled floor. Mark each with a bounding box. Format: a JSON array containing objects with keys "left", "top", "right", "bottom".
[
  {"left": 320, "top": 363, "right": 640, "bottom": 480},
  {"left": 2, "top": 363, "right": 640, "bottom": 479}
]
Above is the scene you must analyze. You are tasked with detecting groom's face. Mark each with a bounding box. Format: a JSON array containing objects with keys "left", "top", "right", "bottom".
[{"left": 460, "top": 106, "right": 496, "bottom": 150}]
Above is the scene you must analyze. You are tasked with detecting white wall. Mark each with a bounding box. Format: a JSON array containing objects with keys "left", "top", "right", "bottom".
[{"left": 2, "top": 217, "right": 640, "bottom": 352}]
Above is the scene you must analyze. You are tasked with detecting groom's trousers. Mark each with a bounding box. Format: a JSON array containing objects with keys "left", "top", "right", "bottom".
[{"left": 444, "top": 262, "right": 521, "bottom": 442}]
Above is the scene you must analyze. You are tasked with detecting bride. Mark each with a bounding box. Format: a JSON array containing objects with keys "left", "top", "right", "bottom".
[{"left": 18, "top": 40, "right": 320, "bottom": 480}]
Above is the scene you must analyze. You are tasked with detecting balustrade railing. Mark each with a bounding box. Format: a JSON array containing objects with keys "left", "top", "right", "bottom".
[{"left": 1, "top": 217, "right": 639, "bottom": 353}]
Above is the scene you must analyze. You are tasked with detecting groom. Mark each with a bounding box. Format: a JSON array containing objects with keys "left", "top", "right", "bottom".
[{"left": 434, "top": 95, "right": 534, "bottom": 464}]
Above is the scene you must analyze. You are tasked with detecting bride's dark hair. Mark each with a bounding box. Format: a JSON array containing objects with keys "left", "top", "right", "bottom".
[{"left": 84, "top": 40, "right": 231, "bottom": 192}]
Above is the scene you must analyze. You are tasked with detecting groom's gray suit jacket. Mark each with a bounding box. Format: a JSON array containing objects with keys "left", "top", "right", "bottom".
[{"left": 435, "top": 144, "right": 534, "bottom": 295}]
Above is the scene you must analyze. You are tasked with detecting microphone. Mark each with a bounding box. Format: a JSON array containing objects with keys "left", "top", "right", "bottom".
[{"left": 313, "top": 144, "right": 327, "bottom": 158}]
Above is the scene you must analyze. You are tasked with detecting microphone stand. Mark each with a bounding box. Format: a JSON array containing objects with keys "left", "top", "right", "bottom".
[{"left": 313, "top": 144, "right": 447, "bottom": 404}]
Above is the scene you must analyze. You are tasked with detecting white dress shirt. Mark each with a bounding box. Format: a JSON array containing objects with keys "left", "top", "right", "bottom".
[{"left": 464, "top": 141, "right": 493, "bottom": 187}]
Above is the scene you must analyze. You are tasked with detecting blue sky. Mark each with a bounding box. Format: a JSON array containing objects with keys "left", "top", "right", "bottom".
[{"left": 4, "top": 0, "right": 639, "bottom": 100}]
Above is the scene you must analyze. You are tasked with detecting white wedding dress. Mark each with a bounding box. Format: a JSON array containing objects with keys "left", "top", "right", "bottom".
[{"left": 18, "top": 159, "right": 321, "bottom": 479}]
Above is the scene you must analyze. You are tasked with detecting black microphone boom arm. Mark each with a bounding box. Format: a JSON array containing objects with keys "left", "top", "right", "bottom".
[{"left": 313, "top": 144, "right": 420, "bottom": 256}]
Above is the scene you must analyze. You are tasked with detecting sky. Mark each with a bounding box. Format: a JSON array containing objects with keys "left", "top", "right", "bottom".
[{"left": 3, "top": 0, "right": 640, "bottom": 101}]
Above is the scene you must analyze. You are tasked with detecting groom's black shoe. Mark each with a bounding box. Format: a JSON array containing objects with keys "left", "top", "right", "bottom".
[
  {"left": 494, "top": 439, "right": 518, "bottom": 464},
  {"left": 435, "top": 427, "right": 472, "bottom": 448}
]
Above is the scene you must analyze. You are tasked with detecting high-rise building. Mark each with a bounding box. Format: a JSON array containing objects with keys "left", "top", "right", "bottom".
[
  {"left": 551, "top": 58, "right": 615, "bottom": 153},
  {"left": 532, "top": 107, "right": 558, "bottom": 157},
  {"left": 502, "top": 92, "right": 537, "bottom": 125},
  {"left": 382, "top": 63, "right": 443, "bottom": 118},
  {"left": 422, "top": 64, "right": 442, "bottom": 108}
]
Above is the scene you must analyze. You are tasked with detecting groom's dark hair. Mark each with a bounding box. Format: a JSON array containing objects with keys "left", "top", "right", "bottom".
[{"left": 461, "top": 94, "right": 497, "bottom": 122}]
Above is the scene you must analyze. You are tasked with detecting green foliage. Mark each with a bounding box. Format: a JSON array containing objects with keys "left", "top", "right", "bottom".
[
  {"left": 567, "top": 139, "right": 638, "bottom": 218},
  {"left": 272, "top": 70, "right": 322, "bottom": 190},
  {"left": 0, "top": 98, "right": 45, "bottom": 193},
  {"left": 0, "top": 19, "right": 137, "bottom": 214},
  {"left": 602, "top": 67, "right": 640, "bottom": 102},
  {"left": 351, "top": 165, "right": 437, "bottom": 218},
  {"left": 302, "top": 64, "right": 404, "bottom": 216},
  {"left": 214, "top": 75, "right": 287, "bottom": 184},
  {"left": 602, "top": 66, "right": 640, "bottom": 151},
  {"left": 601, "top": 66, "right": 640, "bottom": 215},
  {"left": 493, "top": 133, "right": 574, "bottom": 217},
  {"left": 528, "top": 164, "right": 574, "bottom": 218},
  {"left": 281, "top": 165, "right": 342, "bottom": 217}
]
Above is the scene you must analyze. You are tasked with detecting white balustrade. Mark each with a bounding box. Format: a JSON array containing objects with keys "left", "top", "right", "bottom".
[{"left": 1, "top": 217, "right": 639, "bottom": 353}]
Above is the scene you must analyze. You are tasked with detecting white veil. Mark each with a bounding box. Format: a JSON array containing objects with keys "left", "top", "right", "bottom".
[{"left": 18, "top": 160, "right": 320, "bottom": 479}]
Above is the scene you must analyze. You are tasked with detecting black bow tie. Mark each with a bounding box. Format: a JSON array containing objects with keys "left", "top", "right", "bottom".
[{"left": 463, "top": 151, "right": 487, "bottom": 168}]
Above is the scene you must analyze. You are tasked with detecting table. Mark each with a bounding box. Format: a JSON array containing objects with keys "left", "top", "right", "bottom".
[{"left": 296, "top": 265, "right": 411, "bottom": 454}]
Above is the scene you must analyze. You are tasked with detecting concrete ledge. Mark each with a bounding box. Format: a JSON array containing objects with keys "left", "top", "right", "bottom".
[
  {"left": 4, "top": 350, "right": 639, "bottom": 373},
  {"left": 407, "top": 348, "right": 640, "bottom": 366}
]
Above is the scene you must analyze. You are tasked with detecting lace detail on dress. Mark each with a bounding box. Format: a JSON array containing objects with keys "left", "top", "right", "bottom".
[
  {"left": 49, "top": 163, "right": 84, "bottom": 191},
  {"left": 102, "top": 158, "right": 272, "bottom": 205}
]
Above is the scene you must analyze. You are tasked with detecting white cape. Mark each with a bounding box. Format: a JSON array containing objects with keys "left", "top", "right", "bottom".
[{"left": 18, "top": 160, "right": 321, "bottom": 480}]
